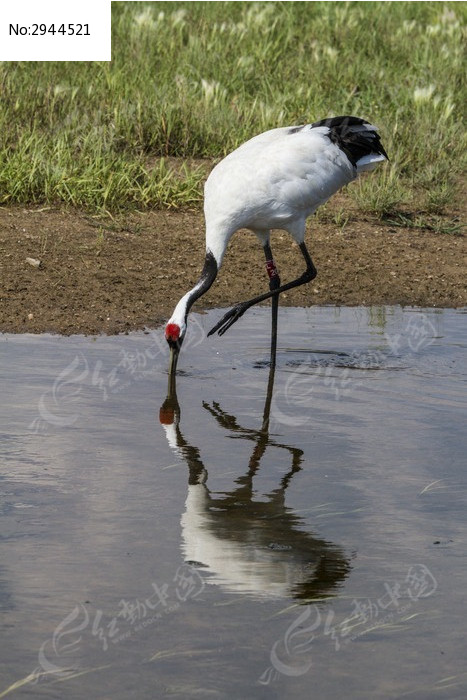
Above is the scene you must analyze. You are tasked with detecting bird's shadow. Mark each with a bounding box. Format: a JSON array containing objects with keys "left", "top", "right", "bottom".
[{"left": 159, "top": 360, "right": 351, "bottom": 602}]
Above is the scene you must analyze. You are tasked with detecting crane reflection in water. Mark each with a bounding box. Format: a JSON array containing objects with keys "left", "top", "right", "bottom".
[{"left": 159, "top": 360, "right": 351, "bottom": 602}]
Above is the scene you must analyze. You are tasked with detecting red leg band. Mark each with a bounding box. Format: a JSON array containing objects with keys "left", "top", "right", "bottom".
[{"left": 265, "top": 259, "right": 278, "bottom": 279}]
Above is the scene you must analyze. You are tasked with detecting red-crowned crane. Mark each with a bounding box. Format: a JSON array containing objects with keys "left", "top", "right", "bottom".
[{"left": 165, "top": 116, "right": 388, "bottom": 375}]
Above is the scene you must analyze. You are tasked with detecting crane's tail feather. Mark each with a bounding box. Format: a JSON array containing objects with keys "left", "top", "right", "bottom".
[{"left": 311, "top": 115, "right": 389, "bottom": 170}]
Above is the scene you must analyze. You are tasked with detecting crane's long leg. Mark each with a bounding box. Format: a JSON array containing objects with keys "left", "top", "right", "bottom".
[
  {"left": 263, "top": 242, "right": 280, "bottom": 369},
  {"left": 208, "top": 242, "right": 317, "bottom": 337}
]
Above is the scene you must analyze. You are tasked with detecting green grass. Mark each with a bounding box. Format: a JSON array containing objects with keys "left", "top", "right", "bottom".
[
  {"left": 385, "top": 211, "right": 464, "bottom": 236},
  {"left": 0, "top": 1, "right": 465, "bottom": 213}
]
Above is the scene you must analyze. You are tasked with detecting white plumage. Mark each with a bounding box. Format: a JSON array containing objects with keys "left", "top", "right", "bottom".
[
  {"left": 205, "top": 125, "right": 356, "bottom": 262},
  {"left": 165, "top": 116, "right": 388, "bottom": 368}
]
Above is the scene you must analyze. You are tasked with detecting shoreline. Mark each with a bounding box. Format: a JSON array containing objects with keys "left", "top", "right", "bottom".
[{"left": 1, "top": 205, "right": 465, "bottom": 336}]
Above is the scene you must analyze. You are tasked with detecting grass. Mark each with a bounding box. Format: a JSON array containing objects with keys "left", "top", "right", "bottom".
[
  {"left": 0, "top": 1, "right": 465, "bottom": 213},
  {"left": 385, "top": 211, "right": 464, "bottom": 236}
]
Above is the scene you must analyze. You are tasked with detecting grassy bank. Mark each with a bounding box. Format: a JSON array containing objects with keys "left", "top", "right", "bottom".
[{"left": 0, "top": 2, "right": 465, "bottom": 213}]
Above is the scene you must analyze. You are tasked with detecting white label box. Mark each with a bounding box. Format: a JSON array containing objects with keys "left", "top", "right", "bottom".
[{"left": 0, "top": 0, "right": 111, "bottom": 61}]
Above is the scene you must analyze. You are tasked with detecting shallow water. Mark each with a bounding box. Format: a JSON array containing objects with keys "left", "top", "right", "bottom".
[{"left": 1, "top": 306, "right": 466, "bottom": 699}]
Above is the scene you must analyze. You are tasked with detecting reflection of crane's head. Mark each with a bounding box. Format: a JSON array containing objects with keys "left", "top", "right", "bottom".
[{"left": 159, "top": 401, "right": 178, "bottom": 426}]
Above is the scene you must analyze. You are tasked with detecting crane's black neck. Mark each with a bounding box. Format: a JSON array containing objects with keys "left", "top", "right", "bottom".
[{"left": 184, "top": 250, "right": 218, "bottom": 321}]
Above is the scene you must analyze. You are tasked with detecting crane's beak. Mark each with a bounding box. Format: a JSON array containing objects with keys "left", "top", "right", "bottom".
[{"left": 168, "top": 345, "right": 179, "bottom": 394}]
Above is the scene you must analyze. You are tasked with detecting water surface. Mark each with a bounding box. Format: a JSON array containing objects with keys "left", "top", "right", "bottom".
[{"left": 1, "top": 306, "right": 466, "bottom": 699}]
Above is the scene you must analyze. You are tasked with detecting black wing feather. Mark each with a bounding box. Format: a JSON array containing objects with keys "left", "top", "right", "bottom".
[{"left": 311, "top": 115, "right": 389, "bottom": 167}]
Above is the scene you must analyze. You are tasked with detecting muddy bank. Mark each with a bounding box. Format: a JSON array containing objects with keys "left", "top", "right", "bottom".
[{"left": 0, "top": 204, "right": 465, "bottom": 335}]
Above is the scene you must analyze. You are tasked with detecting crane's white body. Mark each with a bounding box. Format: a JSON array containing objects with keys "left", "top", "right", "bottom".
[
  {"left": 166, "top": 118, "right": 387, "bottom": 344},
  {"left": 204, "top": 123, "right": 384, "bottom": 265}
]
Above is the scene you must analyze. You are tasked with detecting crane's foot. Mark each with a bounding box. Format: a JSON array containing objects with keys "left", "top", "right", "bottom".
[{"left": 207, "top": 302, "right": 249, "bottom": 337}]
